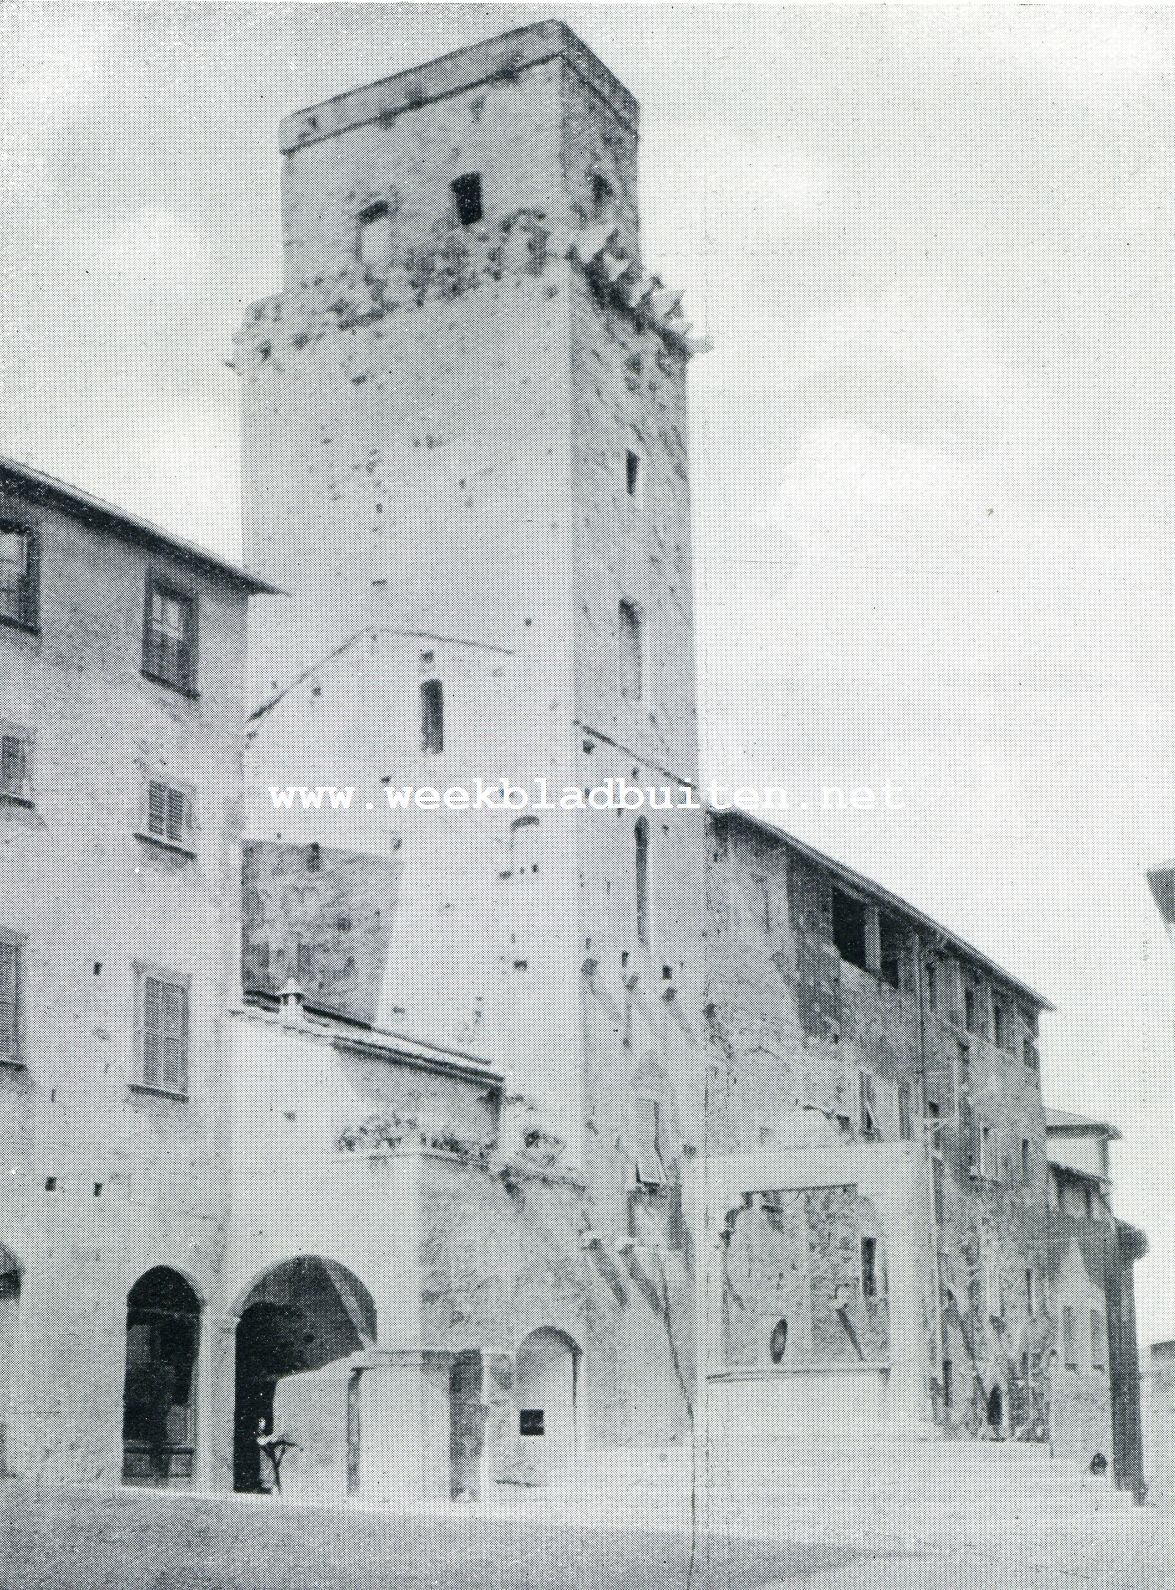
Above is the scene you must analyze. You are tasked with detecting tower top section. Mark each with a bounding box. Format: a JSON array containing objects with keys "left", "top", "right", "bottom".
[{"left": 279, "top": 20, "right": 638, "bottom": 154}]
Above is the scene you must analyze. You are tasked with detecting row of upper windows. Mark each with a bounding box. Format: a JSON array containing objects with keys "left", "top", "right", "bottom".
[
  {"left": 0, "top": 939, "right": 190, "bottom": 1098},
  {"left": 830, "top": 884, "right": 1038, "bottom": 1065},
  {"left": 0, "top": 523, "right": 200, "bottom": 696},
  {"left": 1, "top": 738, "right": 195, "bottom": 853}
]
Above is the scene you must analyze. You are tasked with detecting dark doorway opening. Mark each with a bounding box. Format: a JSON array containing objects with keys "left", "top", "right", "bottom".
[
  {"left": 122, "top": 1268, "right": 200, "bottom": 1487},
  {"left": 986, "top": 1383, "right": 1004, "bottom": 1436}
]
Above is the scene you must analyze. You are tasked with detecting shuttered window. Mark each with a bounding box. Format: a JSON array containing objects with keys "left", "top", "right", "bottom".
[
  {"left": 0, "top": 524, "right": 38, "bottom": 630},
  {"left": 146, "top": 780, "right": 188, "bottom": 845},
  {"left": 142, "top": 576, "right": 197, "bottom": 693},
  {"left": 0, "top": 939, "right": 19, "bottom": 1061},
  {"left": 140, "top": 975, "right": 189, "bottom": 1096}
]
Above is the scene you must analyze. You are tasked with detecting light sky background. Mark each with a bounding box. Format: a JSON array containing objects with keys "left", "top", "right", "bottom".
[{"left": 2, "top": 2, "right": 1172, "bottom": 1347}]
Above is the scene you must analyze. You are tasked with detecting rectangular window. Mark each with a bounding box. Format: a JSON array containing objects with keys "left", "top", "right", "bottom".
[
  {"left": 1025, "top": 1267, "right": 1037, "bottom": 1316},
  {"left": 1021, "top": 1137, "right": 1030, "bottom": 1181},
  {"left": 0, "top": 731, "right": 30, "bottom": 801},
  {"left": 858, "top": 1069, "right": 878, "bottom": 1141},
  {"left": 145, "top": 779, "right": 191, "bottom": 848},
  {"left": 451, "top": 172, "right": 483, "bottom": 226},
  {"left": 1090, "top": 1309, "right": 1106, "bottom": 1372},
  {"left": 832, "top": 889, "right": 868, "bottom": 970},
  {"left": 142, "top": 576, "right": 197, "bottom": 694},
  {"left": 993, "top": 1000, "right": 1010, "bottom": 1050},
  {"left": 0, "top": 937, "right": 20, "bottom": 1063},
  {"left": 634, "top": 1094, "right": 666, "bottom": 1188},
  {"left": 519, "top": 1409, "right": 544, "bottom": 1437},
  {"left": 942, "top": 1358, "right": 953, "bottom": 1408},
  {"left": 964, "top": 986, "right": 978, "bottom": 1034},
  {"left": 625, "top": 450, "right": 641, "bottom": 498},
  {"left": 634, "top": 816, "right": 650, "bottom": 947},
  {"left": 1022, "top": 1033, "right": 1038, "bottom": 1068},
  {"left": 861, "top": 1236, "right": 878, "bottom": 1299},
  {"left": 619, "top": 599, "right": 643, "bottom": 703},
  {"left": 979, "top": 1122, "right": 996, "bottom": 1180},
  {"left": 878, "top": 913, "right": 904, "bottom": 989},
  {"left": 0, "top": 522, "right": 38, "bottom": 630},
  {"left": 898, "top": 1083, "right": 914, "bottom": 1142},
  {"left": 420, "top": 679, "right": 444, "bottom": 754},
  {"left": 925, "top": 959, "right": 939, "bottom": 1011},
  {"left": 1063, "top": 1305, "right": 1078, "bottom": 1369},
  {"left": 138, "top": 972, "right": 189, "bottom": 1096}
]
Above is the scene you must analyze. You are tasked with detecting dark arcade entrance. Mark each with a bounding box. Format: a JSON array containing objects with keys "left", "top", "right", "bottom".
[
  {"left": 122, "top": 1268, "right": 201, "bottom": 1488},
  {"left": 233, "top": 1256, "right": 376, "bottom": 1493}
]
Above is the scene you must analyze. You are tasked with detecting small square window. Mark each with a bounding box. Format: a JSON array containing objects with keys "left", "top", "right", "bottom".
[
  {"left": 143, "top": 576, "right": 197, "bottom": 694},
  {"left": 137, "top": 971, "right": 189, "bottom": 1097},
  {"left": 519, "top": 1408, "right": 544, "bottom": 1437},
  {"left": 0, "top": 522, "right": 38, "bottom": 631},
  {"left": 451, "top": 173, "right": 483, "bottom": 226}
]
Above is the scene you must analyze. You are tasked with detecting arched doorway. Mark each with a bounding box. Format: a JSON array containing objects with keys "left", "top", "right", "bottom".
[
  {"left": 122, "top": 1268, "right": 201, "bottom": 1487},
  {"left": 515, "top": 1328, "right": 579, "bottom": 1477},
  {"left": 233, "top": 1256, "right": 375, "bottom": 1493},
  {"left": 0, "top": 1246, "right": 20, "bottom": 1477}
]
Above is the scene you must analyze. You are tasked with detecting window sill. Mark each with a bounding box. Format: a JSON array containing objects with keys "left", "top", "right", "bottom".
[
  {"left": 135, "top": 831, "right": 196, "bottom": 860},
  {"left": 0, "top": 791, "right": 33, "bottom": 809},
  {"left": 129, "top": 1082, "right": 189, "bottom": 1102},
  {"left": 141, "top": 668, "right": 199, "bottom": 701},
  {"left": 0, "top": 614, "right": 39, "bottom": 637}
]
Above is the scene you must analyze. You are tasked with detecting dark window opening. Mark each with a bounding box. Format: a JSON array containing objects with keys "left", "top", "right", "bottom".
[
  {"left": 619, "top": 599, "right": 643, "bottom": 703},
  {"left": 1026, "top": 1268, "right": 1036, "bottom": 1317},
  {"left": 878, "top": 913, "right": 904, "bottom": 989},
  {"left": 861, "top": 1236, "right": 878, "bottom": 1299},
  {"left": 44, "top": 1176, "right": 57, "bottom": 1192},
  {"left": 143, "top": 577, "right": 197, "bottom": 694},
  {"left": 832, "top": 889, "right": 868, "bottom": 970},
  {"left": 942, "top": 1358, "right": 953, "bottom": 1408},
  {"left": 591, "top": 171, "right": 614, "bottom": 218},
  {"left": 964, "top": 986, "right": 977, "bottom": 1033},
  {"left": 925, "top": 960, "right": 939, "bottom": 1011},
  {"left": 1, "top": 733, "right": 29, "bottom": 800},
  {"left": 519, "top": 1408, "right": 544, "bottom": 1437},
  {"left": 1091, "top": 1309, "right": 1106, "bottom": 1371},
  {"left": 993, "top": 1001, "right": 1010, "bottom": 1049},
  {"left": 1022, "top": 1034, "right": 1038, "bottom": 1068},
  {"left": 769, "top": 1317, "right": 789, "bottom": 1364},
  {"left": 858, "top": 1070, "right": 878, "bottom": 1141},
  {"left": 634, "top": 817, "right": 650, "bottom": 946},
  {"left": 1021, "top": 1137, "right": 1030, "bottom": 1181},
  {"left": 451, "top": 173, "right": 483, "bottom": 226},
  {"left": 898, "top": 1084, "right": 913, "bottom": 1142},
  {"left": 625, "top": 450, "right": 640, "bottom": 497},
  {"left": 0, "top": 522, "right": 38, "bottom": 630},
  {"left": 421, "top": 679, "right": 444, "bottom": 754}
]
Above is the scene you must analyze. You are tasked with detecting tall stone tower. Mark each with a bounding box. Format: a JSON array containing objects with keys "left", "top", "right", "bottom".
[{"left": 238, "top": 22, "right": 704, "bottom": 1212}]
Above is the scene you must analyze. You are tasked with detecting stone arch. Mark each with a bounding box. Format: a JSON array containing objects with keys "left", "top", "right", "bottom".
[
  {"left": 515, "top": 1327, "right": 580, "bottom": 1476},
  {"left": 231, "top": 1256, "right": 376, "bottom": 1494},
  {"left": 122, "top": 1266, "right": 201, "bottom": 1488}
]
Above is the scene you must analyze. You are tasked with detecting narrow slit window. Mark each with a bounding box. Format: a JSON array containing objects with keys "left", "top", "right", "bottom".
[
  {"left": 420, "top": 679, "right": 444, "bottom": 754},
  {"left": 451, "top": 172, "right": 483, "bottom": 226},
  {"left": 619, "top": 599, "right": 643, "bottom": 703},
  {"left": 861, "top": 1236, "right": 878, "bottom": 1299},
  {"left": 634, "top": 816, "right": 649, "bottom": 946},
  {"left": 625, "top": 450, "right": 641, "bottom": 498},
  {"left": 591, "top": 171, "right": 614, "bottom": 219}
]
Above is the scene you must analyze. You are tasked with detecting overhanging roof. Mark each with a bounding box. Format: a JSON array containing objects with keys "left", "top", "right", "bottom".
[
  {"left": 1045, "top": 1106, "right": 1121, "bottom": 1141},
  {"left": 0, "top": 456, "right": 277, "bottom": 595},
  {"left": 711, "top": 806, "right": 1053, "bottom": 1012}
]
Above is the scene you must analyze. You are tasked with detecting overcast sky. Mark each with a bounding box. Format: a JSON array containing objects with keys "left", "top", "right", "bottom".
[{"left": 2, "top": 2, "right": 1172, "bottom": 1346}]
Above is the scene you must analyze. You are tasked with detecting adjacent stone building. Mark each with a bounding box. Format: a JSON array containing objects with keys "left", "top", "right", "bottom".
[{"left": 0, "top": 20, "right": 1148, "bottom": 1508}]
